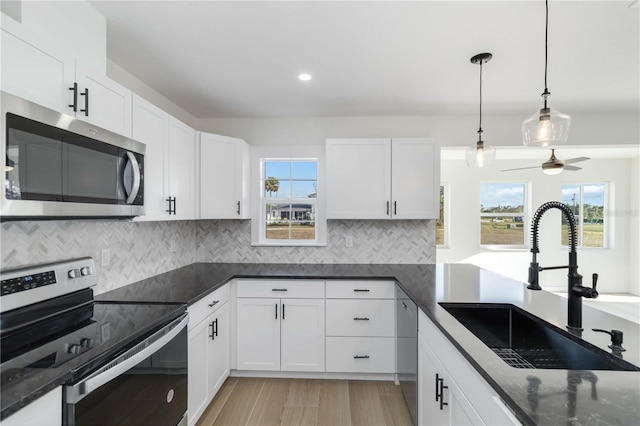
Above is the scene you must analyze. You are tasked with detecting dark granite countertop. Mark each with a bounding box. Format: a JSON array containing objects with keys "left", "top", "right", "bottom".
[
  {"left": 8, "top": 263, "right": 638, "bottom": 424},
  {"left": 97, "top": 262, "right": 640, "bottom": 425},
  {"left": 0, "top": 303, "right": 186, "bottom": 420},
  {"left": 96, "top": 262, "right": 640, "bottom": 425}
]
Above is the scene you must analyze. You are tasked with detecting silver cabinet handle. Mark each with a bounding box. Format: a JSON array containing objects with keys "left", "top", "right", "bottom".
[
  {"left": 66, "top": 313, "right": 188, "bottom": 403},
  {"left": 353, "top": 317, "right": 370, "bottom": 321},
  {"left": 271, "top": 288, "right": 288, "bottom": 292},
  {"left": 354, "top": 355, "right": 370, "bottom": 359},
  {"left": 124, "top": 151, "right": 141, "bottom": 204}
]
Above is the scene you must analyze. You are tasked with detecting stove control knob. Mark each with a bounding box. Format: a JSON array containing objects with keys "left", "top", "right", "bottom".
[
  {"left": 68, "top": 269, "right": 79, "bottom": 279},
  {"left": 66, "top": 344, "right": 80, "bottom": 354},
  {"left": 80, "top": 267, "right": 93, "bottom": 276},
  {"left": 80, "top": 338, "right": 93, "bottom": 348}
]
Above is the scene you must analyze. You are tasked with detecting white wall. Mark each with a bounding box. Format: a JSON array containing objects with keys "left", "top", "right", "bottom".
[
  {"left": 631, "top": 157, "right": 640, "bottom": 295},
  {"left": 197, "top": 112, "right": 639, "bottom": 148},
  {"left": 437, "top": 156, "right": 638, "bottom": 294}
]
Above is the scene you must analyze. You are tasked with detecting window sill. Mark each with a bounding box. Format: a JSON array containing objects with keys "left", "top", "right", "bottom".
[{"left": 251, "top": 241, "right": 327, "bottom": 247}]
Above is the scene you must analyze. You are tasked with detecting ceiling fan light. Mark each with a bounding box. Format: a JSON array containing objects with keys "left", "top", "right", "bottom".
[
  {"left": 522, "top": 106, "right": 571, "bottom": 147},
  {"left": 466, "top": 141, "right": 496, "bottom": 168},
  {"left": 542, "top": 165, "right": 564, "bottom": 175}
]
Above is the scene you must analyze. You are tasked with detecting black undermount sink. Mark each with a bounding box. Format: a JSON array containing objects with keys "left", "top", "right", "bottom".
[{"left": 440, "top": 303, "right": 639, "bottom": 371}]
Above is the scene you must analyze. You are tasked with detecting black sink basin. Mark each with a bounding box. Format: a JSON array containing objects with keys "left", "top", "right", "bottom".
[{"left": 440, "top": 303, "right": 639, "bottom": 371}]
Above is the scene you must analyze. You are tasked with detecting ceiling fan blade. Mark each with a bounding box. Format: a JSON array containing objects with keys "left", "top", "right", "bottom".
[
  {"left": 500, "top": 166, "right": 540, "bottom": 172},
  {"left": 564, "top": 157, "right": 590, "bottom": 164},
  {"left": 564, "top": 165, "right": 582, "bottom": 171}
]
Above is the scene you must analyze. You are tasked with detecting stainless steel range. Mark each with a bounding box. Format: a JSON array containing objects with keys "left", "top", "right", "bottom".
[{"left": 0, "top": 258, "right": 188, "bottom": 426}]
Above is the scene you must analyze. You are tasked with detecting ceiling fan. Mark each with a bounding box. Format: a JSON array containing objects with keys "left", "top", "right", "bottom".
[{"left": 501, "top": 149, "right": 590, "bottom": 175}]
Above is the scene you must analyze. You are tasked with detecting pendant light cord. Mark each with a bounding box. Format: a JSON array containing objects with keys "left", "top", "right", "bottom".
[
  {"left": 478, "top": 59, "right": 483, "bottom": 140},
  {"left": 543, "top": 0, "right": 550, "bottom": 108}
]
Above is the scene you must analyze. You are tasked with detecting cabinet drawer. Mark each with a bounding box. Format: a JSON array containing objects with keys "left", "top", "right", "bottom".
[
  {"left": 326, "top": 299, "right": 395, "bottom": 337},
  {"left": 188, "top": 284, "right": 230, "bottom": 330},
  {"left": 326, "top": 337, "right": 395, "bottom": 373},
  {"left": 236, "top": 279, "right": 325, "bottom": 299},
  {"left": 326, "top": 280, "right": 395, "bottom": 299}
]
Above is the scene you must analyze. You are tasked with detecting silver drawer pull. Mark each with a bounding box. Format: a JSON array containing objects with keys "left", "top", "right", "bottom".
[
  {"left": 354, "top": 355, "right": 370, "bottom": 359},
  {"left": 353, "top": 317, "right": 370, "bottom": 321},
  {"left": 353, "top": 289, "right": 370, "bottom": 292},
  {"left": 208, "top": 300, "right": 220, "bottom": 307},
  {"left": 272, "top": 288, "right": 288, "bottom": 292}
]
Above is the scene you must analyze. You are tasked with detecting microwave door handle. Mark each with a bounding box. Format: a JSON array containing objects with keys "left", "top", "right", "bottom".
[
  {"left": 124, "top": 151, "right": 141, "bottom": 204},
  {"left": 66, "top": 313, "right": 188, "bottom": 404}
]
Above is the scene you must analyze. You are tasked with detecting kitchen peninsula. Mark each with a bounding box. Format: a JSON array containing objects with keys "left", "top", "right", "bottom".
[{"left": 92, "top": 262, "right": 640, "bottom": 426}]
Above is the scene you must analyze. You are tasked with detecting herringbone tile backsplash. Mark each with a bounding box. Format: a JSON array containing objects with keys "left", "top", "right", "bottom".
[
  {"left": 196, "top": 219, "right": 435, "bottom": 264},
  {"left": 2, "top": 219, "right": 435, "bottom": 294},
  {"left": 1, "top": 220, "right": 196, "bottom": 294}
]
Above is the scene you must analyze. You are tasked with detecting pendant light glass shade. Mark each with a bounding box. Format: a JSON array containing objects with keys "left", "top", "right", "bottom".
[
  {"left": 467, "top": 52, "right": 495, "bottom": 168},
  {"left": 466, "top": 141, "right": 496, "bottom": 168},
  {"left": 522, "top": 103, "right": 571, "bottom": 147},
  {"left": 522, "top": 0, "right": 570, "bottom": 147}
]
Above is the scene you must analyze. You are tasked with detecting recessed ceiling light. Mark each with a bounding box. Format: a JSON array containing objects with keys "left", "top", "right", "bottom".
[{"left": 298, "top": 73, "right": 312, "bottom": 81}]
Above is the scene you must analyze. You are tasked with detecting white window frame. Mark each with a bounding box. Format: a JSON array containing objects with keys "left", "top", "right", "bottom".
[
  {"left": 436, "top": 183, "right": 449, "bottom": 248},
  {"left": 479, "top": 181, "right": 530, "bottom": 250},
  {"left": 561, "top": 182, "right": 609, "bottom": 249},
  {"left": 251, "top": 146, "right": 326, "bottom": 246}
]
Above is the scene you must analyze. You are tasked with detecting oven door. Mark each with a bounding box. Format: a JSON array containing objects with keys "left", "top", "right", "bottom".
[{"left": 64, "top": 314, "right": 188, "bottom": 426}]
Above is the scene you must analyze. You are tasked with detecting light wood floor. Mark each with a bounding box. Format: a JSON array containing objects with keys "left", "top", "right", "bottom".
[{"left": 196, "top": 377, "right": 414, "bottom": 426}]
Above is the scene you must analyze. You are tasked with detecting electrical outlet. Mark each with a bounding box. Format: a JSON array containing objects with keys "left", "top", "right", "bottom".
[
  {"left": 170, "top": 239, "right": 177, "bottom": 253},
  {"left": 101, "top": 323, "right": 111, "bottom": 342},
  {"left": 345, "top": 235, "right": 353, "bottom": 248},
  {"left": 101, "top": 249, "right": 110, "bottom": 267}
]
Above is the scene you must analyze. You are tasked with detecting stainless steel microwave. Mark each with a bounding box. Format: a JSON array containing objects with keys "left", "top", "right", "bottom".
[{"left": 1, "top": 91, "right": 145, "bottom": 221}]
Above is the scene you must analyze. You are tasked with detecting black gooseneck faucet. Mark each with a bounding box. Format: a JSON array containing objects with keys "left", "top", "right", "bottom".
[{"left": 527, "top": 201, "right": 599, "bottom": 332}]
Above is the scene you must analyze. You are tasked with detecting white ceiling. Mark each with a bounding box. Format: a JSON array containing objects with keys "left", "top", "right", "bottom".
[{"left": 89, "top": 1, "right": 639, "bottom": 119}]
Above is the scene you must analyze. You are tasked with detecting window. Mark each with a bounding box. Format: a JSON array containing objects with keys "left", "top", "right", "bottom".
[
  {"left": 436, "top": 184, "right": 447, "bottom": 246},
  {"left": 561, "top": 183, "right": 607, "bottom": 248},
  {"left": 251, "top": 146, "right": 326, "bottom": 246},
  {"left": 480, "top": 183, "right": 527, "bottom": 246}
]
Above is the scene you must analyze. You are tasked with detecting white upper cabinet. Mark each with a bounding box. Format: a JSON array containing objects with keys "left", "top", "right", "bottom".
[
  {"left": 168, "top": 116, "right": 197, "bottom": 220},
  {"left": 132, "top": 94, "right": 169, "bottom": 221},
  {"left": 326, "top": 138, "right": 439, "bottom": 220},
  {"left": 326, "top": 138, "right": 391, "bottom": 219},
  {"left": 391, "top": 138, "right": 439, "bottom": 219},
  {"left": 74, "top": 65, "right": 132, "bottom": 138},
  {"left": 1, "top": 20, "right": 75, "bottom": 113},
  {"left": 199, "top": 132, "right": 251, "bottom": 219},
  {"left": 1, "top": 19, "right": 132, "bottom": 137},
  {"left": 132, "top": 95, "right": 196, "bottom": 221}
]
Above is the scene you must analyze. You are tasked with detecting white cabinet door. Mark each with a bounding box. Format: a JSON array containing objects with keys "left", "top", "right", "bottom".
[
  {"left": 391, "top": 138, "right": 439, "bottom": 219},
  {"left": 208, "top": 302, "right": 231, "bottom": 396},
  {"left": 168, "top": 116, "right": 196, "bottom": 220},
  {"left": 132, "top": 95, "right": 169, "bottom": 221},
  {"left": 1, "top": 24, "right": 75, "bottom": 114},
  {"left": 187, "top": 317, "right": 209, "bottom": 426},
  {"left": 76, "top": 67, "right": 132, "bottom": 137},
  {"left": 280, "top": 298, "right": 325, "bottom": 372},
  {"left": 326, "top": 138, "right": 391, "bottom": 219},
  {"left": 1, "top": 387, "right": 62, "bottom": 426},
  {"left": 236, "top": 298, "right": 281, "bottom": 371},
  {"left": 199, "top": 132, "right": 250, "bottom": 219},
  {"left": 419, "top": 333, "right": 450, "bottom": 425}
]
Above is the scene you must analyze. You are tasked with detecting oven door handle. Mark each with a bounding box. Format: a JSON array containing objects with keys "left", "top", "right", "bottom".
[{"left": 65, "top": 313, "right": 188, "bottom": 404}]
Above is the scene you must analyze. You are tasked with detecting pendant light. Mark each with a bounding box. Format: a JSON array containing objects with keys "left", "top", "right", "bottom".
[
  {"left": 521, "top": 0, "right": 570, "bottom": 147},
  {"left": 466, "top": 52, "right": 496, "bottom": 168},
  {"left": 5, "top": 155, "right": 14, "bottom": 172}
]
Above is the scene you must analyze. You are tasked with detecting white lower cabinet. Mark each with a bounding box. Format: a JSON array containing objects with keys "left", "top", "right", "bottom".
[
  {"left": 1, "top": 387, "right": 62, "bottom": 426},
  {"left": 235, "top": 280, "right": 325, "bottom": 372},
  {"left": 188, "top": 285, "right": 231, "bottom": 426},
  {"left": 325, "top": 280, "right": 396, "bottom": 374},
  {"left": 418, "top": 311, "right": 520, "bottom": 426}
]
